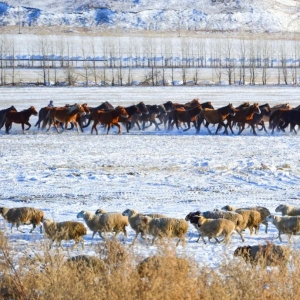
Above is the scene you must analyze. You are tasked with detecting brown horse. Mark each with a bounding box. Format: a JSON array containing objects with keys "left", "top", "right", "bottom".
[
  {"left": 5, "top": 106, "right": 38, "bottom": 134},
  {"left": 88, "top": 106, "right": 129, "bottom": 135},
  {"left": 197, "top": 104, "right": 236, "bottom": 135},
  {"left": 0, "top": 105, "right": 17, "bottom": 130},
  {"left": 42, "top": 104, "right": 86, "bottom": 133},
  {"left": 227, "top": 103, "right": 261, "bottom": 135},
  {"left": 173, "top": 105, "right": 203, "bottom": 132}
]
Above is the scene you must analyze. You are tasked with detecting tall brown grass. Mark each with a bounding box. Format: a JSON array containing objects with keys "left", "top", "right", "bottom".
[{"left": 0, "top": 232, "right": 299, "bottom": 300}]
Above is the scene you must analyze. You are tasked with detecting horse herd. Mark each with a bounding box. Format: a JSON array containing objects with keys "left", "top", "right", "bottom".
[{"left": 0, "top": 99, "right": 298, "bottom": 135}]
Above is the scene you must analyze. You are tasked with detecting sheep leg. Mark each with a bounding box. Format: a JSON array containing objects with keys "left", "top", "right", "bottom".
[
  {"left": 123, "top": 228, "right": 127, "bottom": 242},
  {"left": 151, "top": 236, "right": 157, "bottom": 245},
  {"left": 196, "top": 234, "right": 201, "bottom": 243},
  {"left": 263, "top": 221, "right": 268, "bottom": 233},
  {"left": 92, "top": 231, "right": 96, "bottom": 239},
  {"left": 29, "top": 224, "right": 36, "bottom": 233},
  {"left": 235, "top": 228, "right": 245, "bottom": 242},
  {"left": 99, "top": 232, "right": 106, "bottom": 240},
  {"left": 201, "top": 236, "right": 207, "bottom": 244},
  {"left": 39, "top": 225, "right": 43, "bottom": 234},
  {"left": 16, "top": 224, "right": 25, "bottom": 233},
  {"left": 81, "top": 238, "right": 85, "bottom": 250},
  {"left": 131, "top": 232, "right": 140, "bottom": 246}
]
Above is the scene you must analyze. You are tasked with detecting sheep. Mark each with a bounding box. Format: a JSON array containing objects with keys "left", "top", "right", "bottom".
[
  {"left": 138, "top": 216, "right": 188, "bottom": 246},
  {"left": 195, "top": 216, "right": 235, "bottom": 245},
  {"left": 122, "top": 209, "right": 167, "bottom": 245},
  {"left": 266, "top": 215, "right": 300, "bottom": 242},
  {"left": 234, "top": 244, "right": 289, "bottom": 267},
  {"left": 185, "top": 210, "right": 245, "bottom": 242},
  {"left": 275, "top": 204, "right": 300, "bottom": 216},
  {"left": 0, "top": 206, "right": 44, "bottom": 233},
  {"left": 222, "top": 205, "right": 270, "bottom": 233},
  {"left": 42, "top": 219, "right": 87, "bottom": 250},
  {"left": 77, "top": 210, "right": 129, "bottom": 240}
]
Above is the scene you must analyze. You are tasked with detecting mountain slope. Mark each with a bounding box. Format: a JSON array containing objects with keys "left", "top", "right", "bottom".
[{"left": 1, "top": 0, "right": 300, "bottom": 33}]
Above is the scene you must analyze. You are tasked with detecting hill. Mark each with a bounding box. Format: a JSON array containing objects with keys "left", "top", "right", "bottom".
[{"left": 1, "top": 0, "right": 299, "bottom": 33}]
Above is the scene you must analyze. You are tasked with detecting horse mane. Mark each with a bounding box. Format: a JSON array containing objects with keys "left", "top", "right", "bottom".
[{"left": 66, "top": 105, "right": 80, "bottom": 116}]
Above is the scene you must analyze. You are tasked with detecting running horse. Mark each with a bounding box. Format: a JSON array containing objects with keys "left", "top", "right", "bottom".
[
  {"left": 0, "top": 105, "right": 17, "bottom": 130},
  {"left": 42, "top": 104, "right": 86, "bottom": 133},
  {"left": 173, "top": 105, "right": 203, "bottom": 132},
  {"left": 83, "top": 106, "right": 129, "bottom": 135},
  {"left": 197, "top": 103, "right": 237, "bottom": 135},
  {"left": 5, "top": 106, "right": 38, "bottom": 134},
  {"left": 226, "top": 103, "right": 261, "bottom": 135}
]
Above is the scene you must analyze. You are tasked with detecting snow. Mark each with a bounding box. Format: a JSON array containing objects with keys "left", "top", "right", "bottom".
[{"left": 1, "top": 85, "right": 300, "bottom": 268}]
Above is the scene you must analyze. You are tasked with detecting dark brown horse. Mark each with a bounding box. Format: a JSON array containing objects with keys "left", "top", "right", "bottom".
[
  {"left": 118, "top": 105, "right": 142, "bottom": 133},
  {"left": 269, "top": 109, "right": 300, "bottom": 134},
  {"left": 197, "top": 104, "right": 236, "bottom": 135},
  {"left": 35, "top": 106, "right": 51, "bottom": 129},
  {"left": 174, "top": 105, "right": 203, "bottom": 132},
  {"left": 226, "top": 103, "right": 261, "bottom": 135},
  {"left": 5, "top": 106, "right": 38, "bottom": 134},
  {"left": 88, "top": 106, "right": 129, "bottom": 135},
  {"left": 131, "top": 104, "right": 160, "bottom": 131},
  {"left": 42, "top": 104, "right": 86, "bottom": 133},
  {"left": 0, "top": 106, "right": 17, "bottom": 130}
]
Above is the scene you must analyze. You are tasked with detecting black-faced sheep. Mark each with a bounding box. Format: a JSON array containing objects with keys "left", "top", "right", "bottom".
[
  {"left": 43, "top": 219, "right": 87, "bottom": 250},
  {"left": 77, "top": 210, "right": 128, "bottom": 240},
  {"left": 0, "top": 207, "right": 44, "bottom": 233},
  {"left": 196, "top": 216, "right": 235, "bottom": 245},
  {"left": 138, "top": 216, "right": 188, "bottom": 246},
  {"left": 234, "top": 244, "right": 289, "bottom": 267},
  {"left": 185, "top": 210, "right": 245, "bottom": 242},
  {"left": 266, "top": 215, "right": 300, "bottom": 242},
  {"left": 275, "top": 204, "right": 300, "bottom": 217},
  {"left": 222, "top": 205, "right": 270, "bottom": 233},
  {"left": 122, "top": 209, "right": 167, "bottom": 245}
]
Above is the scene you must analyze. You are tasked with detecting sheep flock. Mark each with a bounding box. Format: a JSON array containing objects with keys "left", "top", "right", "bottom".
[{"left": 0, "top": 203, "right": 299, "bottom": 268}]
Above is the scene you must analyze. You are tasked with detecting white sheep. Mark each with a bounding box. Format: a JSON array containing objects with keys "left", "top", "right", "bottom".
[
  {"left": 122, "top": 209, "right": 167, "bottom": 245},
  {"left": 185, "top": 210, "right": 245, "bottom": 242},
  {"left": 0, "top": 206, "right": 44, "bottom": 233},
  {"left": 138, "top": 216, "right": 188, "bottom": 246},
  {"left": 43, "top": 219, "right": 87, "bottom": 250},
  {"left": 275, "top": 204, "right": 300, "bottom": 216},
  {"left": 77, "top": 210, "right": 129, "bottom": 240},
  {"left": 65, "top": 255, "right": 107, "bottom": 274},
  {"left": 266, "top": 215, "right": 300, "bottom": 242},
  {"left": 234, "top": 244, "right": 289, "bottom": 267},
  {"left": 196, "top": 216, "right": 235, "bottom": 245},
  {"left": 222, "top": 205, "right": 270, "bottom": 233}
]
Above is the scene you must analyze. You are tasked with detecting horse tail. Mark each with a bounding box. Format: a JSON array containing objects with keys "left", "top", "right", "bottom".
[
  {"left": 41, "top": 110, "right": 51, "bottom": 130},
  {"left": 0, "top": 112, "right": 7, "bottom": 130},
  {"left": 82, "top": 114, "right": 92, "bottom": 128}
]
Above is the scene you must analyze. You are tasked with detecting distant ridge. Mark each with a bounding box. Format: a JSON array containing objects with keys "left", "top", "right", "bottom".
[{"left": 1, "top": 0, "right": 300, "bottom": 33}]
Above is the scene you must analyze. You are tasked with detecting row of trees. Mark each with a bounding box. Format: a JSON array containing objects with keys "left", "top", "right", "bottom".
[{"left": 0, "top": 34, "right": 299, "bottom": 86}]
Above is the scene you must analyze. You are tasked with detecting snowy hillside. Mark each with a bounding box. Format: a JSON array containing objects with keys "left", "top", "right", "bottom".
[{"left": 1, "top": 0, "right": 300, "bottom": 33}]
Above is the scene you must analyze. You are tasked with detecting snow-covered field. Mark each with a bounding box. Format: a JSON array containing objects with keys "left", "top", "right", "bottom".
[{"left": 1, "top": 85, "right": 300, "bottom": 268}]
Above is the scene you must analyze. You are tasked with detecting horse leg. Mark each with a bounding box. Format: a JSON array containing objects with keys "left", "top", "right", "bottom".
[
  {"left": 5, "top": 122, "right": 12, "bottom": 134},
  {"left": 205, "top": 122, "right": 212, "bottom": 134},
  {"left": 183, "top": 122, "right": 191, "bottom": 132},
  {"left": 250, "top": 124, "right": 257, "bottom": 135},
  {"left": 115, "top": 123, "right": 121, "bottom": 134},
  {"left": 106, "top": 124, "right": 111, "bottom": 135},
  {"left": 21, "top": 123, "right": 25, "bottom": 134},
  {"left": 25, "top": 122, "right": 31, "bottom": 131},
  {"left": 237, "top": 123, "right": 245, "bottom": 135}
]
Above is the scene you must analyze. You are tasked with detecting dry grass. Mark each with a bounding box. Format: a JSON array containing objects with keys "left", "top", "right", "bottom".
[{"left": 0, "top": 232, "right": 300, "bottom": 300}]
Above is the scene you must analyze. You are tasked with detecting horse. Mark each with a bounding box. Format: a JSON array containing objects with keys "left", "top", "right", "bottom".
[
  {"left": 87, "top": 106, "right": 129, "bottom": 135},
  {"left": 197, "top": 103, "right": 236, "bottom": 135},
  {"left": 81, "top": 101, "right": 114, "bottom": 126},
  {"left": 35, "top": 106, "right": 51, "bottom": 129},
  {"left": 167, "top": 99, "right": 201, "bottom": 130},
  {"left": 0, "top": 106, "right": 17, "bottom": 130},
  {"left": 173, "top": 105, "right": 203, "bottom": 132},
  {"left": 226, "top": 103, "right": 261, "bottom": 135},
  {"left": 269, "top": 109, "right": 291, "bottom": 134},
  {"left": 263, "top": 103, "right": 292, "bottom": 123},
  {"left": 68, "top": 103, "right": 91, "bottom": 132},
  {"left": 131, "top": 104, "right": 160, "bottom": 131},
  {"left": 251, "top": 103, "right": 272, "bottom": 133},
  {"left": 5, "top": 106, "right": 38, "bottom": 134},
  {"left": 42, "top": 104, "right": 86, "bottom": 133},
  {"left": 145, "top": 104, "right": 168, "bottom": 131},
  {"left": 118, "top": 105, "right": 142, "bottom": 133}
]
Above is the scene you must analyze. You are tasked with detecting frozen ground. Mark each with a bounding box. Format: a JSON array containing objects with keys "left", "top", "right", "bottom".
[{"left": 0, "top": 85, "right": 300, "bottom": 268}]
